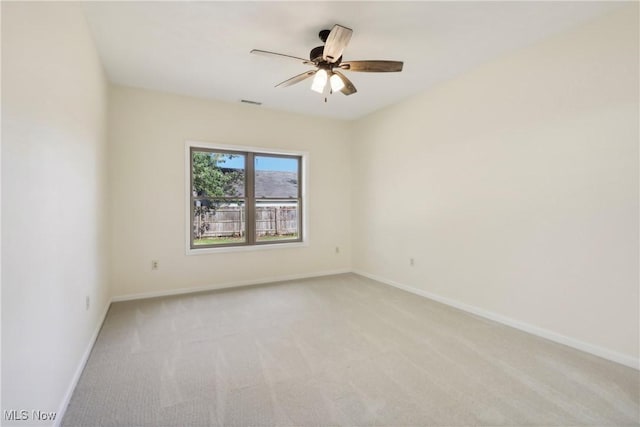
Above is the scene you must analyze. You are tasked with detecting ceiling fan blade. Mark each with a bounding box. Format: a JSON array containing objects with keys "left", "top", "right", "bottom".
[
  {"left": 275, "top": 70, "right": 317, "bottom": 88},
  {"left": 251, "top": 49, "right": 315, "bottom": 66},
  {"left": 333, "top": 71, "right": 357, "bottom": 96},
  {"left": 340, "top": 60, "right": 404, "bottom": 72},
  {"left": 323, "top": 25, "right": 353, "bottom": 63}
]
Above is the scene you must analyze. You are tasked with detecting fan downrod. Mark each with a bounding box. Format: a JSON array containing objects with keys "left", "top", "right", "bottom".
[
  {"left": 318, "top": 29, "right": 331, "bottom": 42},
  {"left": 310, "top": 30, "right": 331, "bottom": 62}
]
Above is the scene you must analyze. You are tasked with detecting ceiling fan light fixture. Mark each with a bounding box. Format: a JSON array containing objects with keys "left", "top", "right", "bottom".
[
  {"left": 311, "top": 69, "right": 328, "bottom": 93},
  {"left": 251, "top": 24, "right": 403, "bottom": 98},
  {"left": 330, "top": 73, "right": 345, "bottom": 92}
]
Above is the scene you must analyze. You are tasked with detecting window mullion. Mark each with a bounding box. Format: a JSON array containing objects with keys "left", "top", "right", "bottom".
[
  {"left": 246, "top": 152, "right": 255, "bottom": 245},
  {"left": 190, "top": 147, "right": 195, "bottom": 249},
  {"left": 298, "top": 156, "right": 303, "bottom": 242}
]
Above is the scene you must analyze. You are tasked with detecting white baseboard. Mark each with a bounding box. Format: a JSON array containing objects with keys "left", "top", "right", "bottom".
[
  {"left": 55, "top": 300, "right": 111, "bottom": 427},
  {"left": 111, "top": 268, "right": 352, "bottom": 302},
  {"left": 352, "top": 269, "right": 639, "bottom": 371}
]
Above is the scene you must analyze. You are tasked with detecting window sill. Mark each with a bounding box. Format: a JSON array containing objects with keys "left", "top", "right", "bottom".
[{"left": 186, "top": 240, "right": 308, "bottom": 255}]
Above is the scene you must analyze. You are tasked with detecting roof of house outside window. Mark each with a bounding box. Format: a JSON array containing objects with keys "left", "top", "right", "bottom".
[
  {"left": 223, "top": 170, "right": 297, "bottom": 198},
  {"left": 254, "top": 170, "right": 298, "bottom": 198}
]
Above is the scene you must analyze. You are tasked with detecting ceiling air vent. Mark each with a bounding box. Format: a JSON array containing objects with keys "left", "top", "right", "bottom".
[{"left": 241, "top": 99, "right": 262, "bottom": 106}]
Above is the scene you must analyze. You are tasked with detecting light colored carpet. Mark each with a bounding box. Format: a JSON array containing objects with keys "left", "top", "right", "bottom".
[{"left": 63, "top": 273, "right": 639, "bottom": 426}]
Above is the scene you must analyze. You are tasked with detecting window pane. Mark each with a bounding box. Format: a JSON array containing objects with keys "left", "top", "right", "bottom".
[
  {"left": 193, "top": 200, "right": 246, "bottom": 246},
  {"left": 255, "top": 200, "right": 299, "bottom": 242},
  {"left": 255, "top": 156, "right": 298, "bottom": 198},
  {"left": 192, "top": 151, "right": 245, "bottom": 197}
]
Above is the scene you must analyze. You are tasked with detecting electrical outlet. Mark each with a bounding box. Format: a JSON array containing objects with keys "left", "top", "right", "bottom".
[
  {"left": 409, "top": 258, "right": 415, "bottom": 267},
  {"left": 335, "top": 246, "right": 340, "bottom": 254},
  {"left": 151, "top": 260, "right": 159, "bottom": 270},
  {"left": 85, "top": 296, "right": 90, "bottom": 311}
]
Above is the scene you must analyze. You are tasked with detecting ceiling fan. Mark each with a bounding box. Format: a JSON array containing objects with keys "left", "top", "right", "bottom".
[{"left": 251, "top": 24, "right": 403, "bottom": 97}]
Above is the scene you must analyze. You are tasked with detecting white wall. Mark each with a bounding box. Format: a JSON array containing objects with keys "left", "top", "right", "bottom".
[
  {"left": 108, "top": 86, "right": 351, "bottom": 298},
  {"left": 351, "top": 6, "right": 639, "bottom": 366},
  {"left": 1, "top": 2, "right": 109, "bottom": 425}
]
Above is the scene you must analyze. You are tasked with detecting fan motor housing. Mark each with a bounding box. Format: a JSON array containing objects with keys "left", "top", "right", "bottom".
[
  {"left": 309, "top": 46, "right": 342, "bottom": 65},
  {"left": 309, "top": 46, "right": 324, "bottom": 62}
]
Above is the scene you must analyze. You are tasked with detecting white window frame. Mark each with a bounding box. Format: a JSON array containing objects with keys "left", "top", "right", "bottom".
[{"left": 185, "top": 140, "right": 309, "bottom": 255}]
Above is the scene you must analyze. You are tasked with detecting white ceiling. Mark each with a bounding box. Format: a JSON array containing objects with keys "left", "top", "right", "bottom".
[{"left": 83, "top": 1, "right": 620, "bottom": 120}]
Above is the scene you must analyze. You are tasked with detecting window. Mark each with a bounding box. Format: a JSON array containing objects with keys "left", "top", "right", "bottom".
[{"left": 187, "top": 142, "right": 304, "bottom": 251}]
